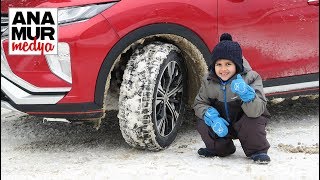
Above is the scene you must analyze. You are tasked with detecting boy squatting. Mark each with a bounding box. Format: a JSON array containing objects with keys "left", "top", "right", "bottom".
[{"left": 193, "top": 33, "right": 271, "bottom": 164}]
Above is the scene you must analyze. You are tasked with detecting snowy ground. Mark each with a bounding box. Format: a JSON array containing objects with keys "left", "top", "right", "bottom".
[{"left": 1, "top": 96, "right": 319, "bottom": 180}]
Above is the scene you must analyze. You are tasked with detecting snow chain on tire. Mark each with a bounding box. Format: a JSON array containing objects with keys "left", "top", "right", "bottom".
[{"left": 118, "top": 42, "right": 182, "bottom": 151}]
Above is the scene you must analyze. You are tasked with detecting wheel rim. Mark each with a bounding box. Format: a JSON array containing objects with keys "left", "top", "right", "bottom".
[{"left": 155, "top": 61, "right": 184, "bottom": 137}]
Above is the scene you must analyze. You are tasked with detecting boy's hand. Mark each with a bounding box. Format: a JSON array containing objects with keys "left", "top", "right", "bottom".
[
  {"left": 231, "top": 74, "right": 256, "bottom": 103},
  {"left": 204, "top": 107, "right": 229, "bottom": 137}
]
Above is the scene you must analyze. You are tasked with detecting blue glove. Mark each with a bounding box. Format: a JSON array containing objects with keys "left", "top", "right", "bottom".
[
  {"left": 231, "top": 74, "right": 256, "bottom": 103},
  {"left": 204, "top": 107, "right": 229, "bottom": 137}
]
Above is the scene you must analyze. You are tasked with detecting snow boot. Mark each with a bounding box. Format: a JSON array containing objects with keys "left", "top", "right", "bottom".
[
  {"left": 251, "top": 153, "right": 271, "bottom": 164},
  {"left": 198, "top": 148, "right": 216, "bottom": 157}
]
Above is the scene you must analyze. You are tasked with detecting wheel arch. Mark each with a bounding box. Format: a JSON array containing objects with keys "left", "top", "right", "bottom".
[{"left": 95, "top": 23, "right": 212, "bottom": 111}]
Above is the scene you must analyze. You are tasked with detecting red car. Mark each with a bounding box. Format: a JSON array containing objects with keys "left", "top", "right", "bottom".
[{"left": 1, "top": 0, "right": 319, "bottom": 150}]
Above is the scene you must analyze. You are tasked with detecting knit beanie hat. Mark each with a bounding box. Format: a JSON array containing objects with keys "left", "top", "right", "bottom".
[{"left": 211, "top": 33, "right": 243, "bottom": 73}]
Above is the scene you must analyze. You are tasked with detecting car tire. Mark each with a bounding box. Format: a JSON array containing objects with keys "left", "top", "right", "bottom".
[{"left": 117, "top": 42, "right": 186, "bottom": 151}]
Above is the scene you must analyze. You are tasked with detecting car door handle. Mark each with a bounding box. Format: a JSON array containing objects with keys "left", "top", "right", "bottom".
[{"left": 308, "top": 0, "right": 319, "bottom": 6}]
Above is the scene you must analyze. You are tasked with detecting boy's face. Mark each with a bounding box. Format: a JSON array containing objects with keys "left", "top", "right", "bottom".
[{"left": 214, "top": 59, "right": 237, "bottom": 81}]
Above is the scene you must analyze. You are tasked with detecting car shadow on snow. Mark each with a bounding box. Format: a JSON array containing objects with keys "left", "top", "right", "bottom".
[
  {"left": 2, "top": 110, "right": 131, "bottom": 152},
  {"left": 266, "top": 96, "right": 319, "bottom": 124},
  {"left": 2, "top": 108, "right": 200, "bottom": 153}
]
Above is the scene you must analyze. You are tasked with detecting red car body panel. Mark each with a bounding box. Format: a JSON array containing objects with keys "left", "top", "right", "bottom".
[
  {"left": 57, "top": 14, "right": 120, "bottom": 103},
  {"left": 218, "top": 0, "right": 319, "bottom": 80},
  {"left": 102, "top": 1, "right": 218, "bottom": 49}
]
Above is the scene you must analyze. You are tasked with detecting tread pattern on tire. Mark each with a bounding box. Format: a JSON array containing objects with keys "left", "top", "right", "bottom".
[{"left": 117, "top": 42, "right": 180, "bottom": 151}]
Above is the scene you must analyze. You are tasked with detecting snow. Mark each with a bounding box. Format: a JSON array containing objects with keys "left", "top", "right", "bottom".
[{"left": 1, "top": 97, "right": 319, "bottom": 179}]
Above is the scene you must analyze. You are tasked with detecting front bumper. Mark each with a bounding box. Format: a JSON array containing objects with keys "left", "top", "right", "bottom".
[
  {"left": 1, "top": 76, "right": 67, "bottom": 104},
  {"left": 1, "top": 35, "right": 71, "bottom": 104},
  {"left": 1, "top": 13, "right": 120, "bottom": 118}
]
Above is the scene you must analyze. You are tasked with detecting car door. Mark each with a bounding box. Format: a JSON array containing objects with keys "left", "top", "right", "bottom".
[{"left": 217, "top": 0, "right": 319, "bottom": 80}]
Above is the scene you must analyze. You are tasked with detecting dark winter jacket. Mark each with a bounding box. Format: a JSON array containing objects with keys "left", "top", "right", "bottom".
[{"left": 193, "top": 57, "right": 269, "bottom": 123}]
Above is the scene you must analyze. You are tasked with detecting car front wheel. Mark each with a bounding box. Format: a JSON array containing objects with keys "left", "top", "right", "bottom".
[{"left": 117, "top": 42, "right": 186, "bottom": 151}]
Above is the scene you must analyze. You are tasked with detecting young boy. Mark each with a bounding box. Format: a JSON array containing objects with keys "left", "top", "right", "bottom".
[{"left": 193, "top": 33, "right": 271, "bottom": 164}]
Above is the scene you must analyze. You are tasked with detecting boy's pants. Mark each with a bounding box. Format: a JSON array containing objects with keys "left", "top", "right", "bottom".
[{"left": 197, "top": 114, "right": 270, "bottom": 157}]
